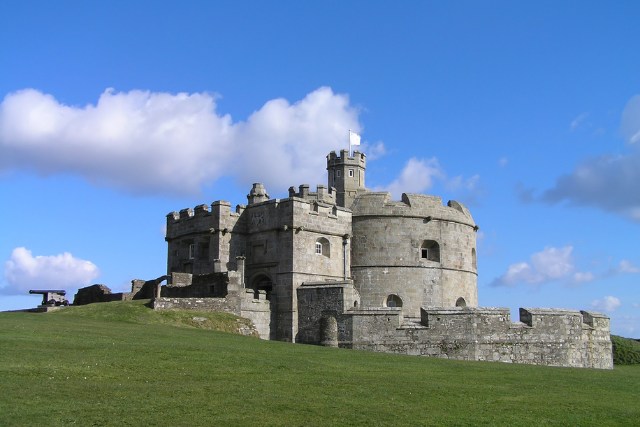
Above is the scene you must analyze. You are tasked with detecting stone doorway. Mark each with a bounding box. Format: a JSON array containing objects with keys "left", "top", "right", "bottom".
[{"left": 251, "top": 274, "right": 273, "bottom": 301}]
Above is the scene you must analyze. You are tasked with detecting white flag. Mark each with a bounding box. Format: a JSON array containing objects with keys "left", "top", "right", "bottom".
[{"left": 349, "top": 130, "right": 361, "bottom": 146}]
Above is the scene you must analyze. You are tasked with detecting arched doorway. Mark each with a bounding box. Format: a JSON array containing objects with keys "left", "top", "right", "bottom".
[
  {"left": 251, "top": 274, "right": 273, "bottom": 301},
  {"left": 251, "top": 273, "right": 276, "bottom": 340}
]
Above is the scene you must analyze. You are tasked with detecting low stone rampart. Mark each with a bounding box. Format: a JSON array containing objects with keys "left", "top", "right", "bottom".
[
  {"left": 297, "top": 282, "right": 613, "bottom": 369},
  {"left": 152, "top": 289, "right": 271, "bottom": 339},
  {"left": 73, "top": 284, "right": 131, "bottom": 305}
]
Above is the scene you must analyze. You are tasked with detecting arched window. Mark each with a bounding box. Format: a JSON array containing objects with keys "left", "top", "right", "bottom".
[
  {"left": 421, "top": 240, "right": 440, "bottom": 262},
  {"left": 386, "top": 294, "right": 403, "bottom": 308},
  {"left": 456, "top": 297, "right": 467, "bottom": 307},
  {"left": 315, "top": 237, "right": 330, "bottom": 257}
]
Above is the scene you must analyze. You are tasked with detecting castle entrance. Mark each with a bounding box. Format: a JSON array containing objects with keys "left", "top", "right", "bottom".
[
  {"left": 251, "top": 274, "right": 276, "bottom": 339},
  {"left": 251, "top": 274, "right": 273, "bottom": 301}
]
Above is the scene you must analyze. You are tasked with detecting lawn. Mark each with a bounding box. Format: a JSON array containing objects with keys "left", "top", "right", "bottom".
[{"left": 1, "top": 301, "right": 638, "bottom": 426}]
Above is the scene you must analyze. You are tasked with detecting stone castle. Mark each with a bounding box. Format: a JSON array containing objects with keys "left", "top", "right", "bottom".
[{"left": 76, "top": 149, "right": 613, "bottom": 369}]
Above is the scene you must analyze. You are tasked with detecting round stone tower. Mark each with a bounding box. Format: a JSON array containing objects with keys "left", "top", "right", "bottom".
[{"left": 349, "top": 192, "right": 478, "bottom": 318}]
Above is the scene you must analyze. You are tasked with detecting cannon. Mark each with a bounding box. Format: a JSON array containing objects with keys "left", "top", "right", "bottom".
[{"left": 29, "top": 290, "right": 69, "bottom": 306}]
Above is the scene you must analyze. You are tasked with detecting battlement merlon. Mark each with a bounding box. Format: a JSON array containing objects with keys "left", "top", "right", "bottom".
[
  {"left": 581, "top": 310, "right": 610, "bottom": 330},
  {"left": 327, "top": 149, "right": 366, "bottom": 165},
  {"left": 420, "top": 307, "right": 611, "bottom": 331},
  {"left": 288, "top": 184, "right": 337, "bottom": 204},
  {"left": 166, "top": 201, "right": 242, "bottom": 241}
]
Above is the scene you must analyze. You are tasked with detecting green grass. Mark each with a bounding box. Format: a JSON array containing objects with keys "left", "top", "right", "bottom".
[{"left": 1, "top": 301, "right": 638, "bottom": 426}]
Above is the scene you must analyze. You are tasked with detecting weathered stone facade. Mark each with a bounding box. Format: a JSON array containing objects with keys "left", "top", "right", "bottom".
[
  {"left": 296, "top": 282, "right": 612, "bottom": 369},
  {"left": 166, "top": 179, "right": 351, "bottom": 341},
  {"left": 162, "top": 149, "right": 613, "bottom": 369}
]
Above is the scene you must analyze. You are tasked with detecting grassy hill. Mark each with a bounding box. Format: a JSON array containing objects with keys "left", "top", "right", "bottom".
[
  {"left": 1, "top": 301, "right": 638, "bottom": 426},
  {"left": 612, "top": 335, "right": 640, "bottom": 365}
]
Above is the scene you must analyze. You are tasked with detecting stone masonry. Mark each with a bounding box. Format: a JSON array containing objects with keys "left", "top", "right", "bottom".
[{"left": 156, "top": 148, "right": 613, "bottom": 368}]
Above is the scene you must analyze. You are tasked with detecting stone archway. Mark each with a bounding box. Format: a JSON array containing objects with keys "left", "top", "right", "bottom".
[
  {"left": 251, "top": 273, "right": 276, "bottom": 340},
  {"left": 251, "top": 274, "right": 274, "bottom": 301}
]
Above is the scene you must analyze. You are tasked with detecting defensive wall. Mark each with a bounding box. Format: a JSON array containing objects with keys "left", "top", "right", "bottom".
[
  {"left": 297, "top": 282, "right": 613, "bottom": 369},
  {"left": 152, "top": 290, "right": 271, "bottom": 340},
  {"left": 350, "top": 192, "right": 478, "bottom": 316}
]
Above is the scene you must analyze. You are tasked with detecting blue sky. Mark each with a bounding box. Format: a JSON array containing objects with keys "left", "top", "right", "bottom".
[{"left": 1, "top": 1, "right": 639, "bottom": 336}]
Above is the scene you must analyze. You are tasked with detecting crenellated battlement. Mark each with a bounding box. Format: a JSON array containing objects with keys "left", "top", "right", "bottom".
[
  {"left": 326, "top": 149, "right": 366, "bottom": 165},
  {"left": 351, "top": 192, "right": 475, "bottom": 227},
  {"left": 288, "top": 184, "right": 337, "bottom": 204},
  {"left": 297, "top": 280, "right": 612, "bottom": 369},
  {"left": 420, "top": 307, "right": 610, "bottom": 334}
]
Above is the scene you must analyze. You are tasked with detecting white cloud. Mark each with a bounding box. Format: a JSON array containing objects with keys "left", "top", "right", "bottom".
[
  {"left": 376, "top": 157, "right": 482, "bottom": 205},
  {"left": 621, "top": 95, "right": 640, "bottom": 144},
  {"left": 490, "top": 246, "right": 590, "bottom": 287},
  {"left": 362, "top": 140, "right": 386, "bottom": 160},
  {"left": 573, "top": 271, "right": 595, "bottom": 283},
  {"left": 2, "top": 247, "right": 100, "bottom": 295},
  {"left": 446, "top": 174, "right": 479, "bottom": 191},
  {"left": 591, "top": 296, "right": 621, "bottom": 313},
  {"left": 0, "top": 87, "right": 360, "bottom": 196},
  {"left": 617, "top": 259, "right": 640, "bottom": 274},
  {"left": 543, "top": 95, "right": 640, "bottom": 222},
  {"left": 498, "top": 157, "right": 508, "bottom": 167},
  {"left": 382, "top": 157, "right": 444, "bottom": 198},
  {"left": 570, "top": 112, "right": 589, "bottom": 131}
]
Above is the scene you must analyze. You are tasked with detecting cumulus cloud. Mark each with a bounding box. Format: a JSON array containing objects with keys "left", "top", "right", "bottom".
[
  {"left": 591, "top": 296, "right": 621, "bottom": 313},
  {"left": 374, "top": 157, "right": 482, "bottom": 205},
  {"left": 2, "top": 247, "right": 100, "bottom": 295},
  {"left": 573, "top": 271, "right": 595, "bottom": 284},
  {"left": 543, "top": 95, "right": 640, "bottom": 222},
  {"left": 0, "top": 87, "right": 361, "bottom": 195},
  {"left": 490, "top": 246, "right": 590, "bottom": 287},
  {"left": 382, "top": 157, "right": 444, "bottom": 198},
  {"left": 362, "top": 140, "right": 386, "bottom": 160},
  {"left": 617, "top": 260, "right": 640, "bottom": 274}
]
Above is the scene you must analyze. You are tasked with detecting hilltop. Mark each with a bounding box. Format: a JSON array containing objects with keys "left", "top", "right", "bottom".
[{"left": 0, "top": 301, "right": 638, "bottom": 426}]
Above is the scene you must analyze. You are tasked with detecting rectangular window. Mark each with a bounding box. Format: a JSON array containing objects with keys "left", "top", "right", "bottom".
[
  {"left": 188, "top": 243, "right": 195, "bottom": 259},
  {"left": 336, "top": 170, "right": 341, "bottom": 178},
  {"left": 349, "top": 169, "right": 354, "bottom": 177},
  {"left": 198, "top": 243, "right": 209, "bottom": 260}
]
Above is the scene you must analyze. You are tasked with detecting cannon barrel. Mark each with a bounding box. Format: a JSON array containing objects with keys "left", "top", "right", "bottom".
[{"left": 29, "top": 290, "right": 67, "bottom": 295}]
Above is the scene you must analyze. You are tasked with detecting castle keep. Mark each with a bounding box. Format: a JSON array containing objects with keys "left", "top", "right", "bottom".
[{"left": 159, "top": 149, "right": 612, "bottom": 369}]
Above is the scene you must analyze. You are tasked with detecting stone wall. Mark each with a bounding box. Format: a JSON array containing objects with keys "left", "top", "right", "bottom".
[
  {"left": 297, "top": 282, "right": 613, "bottom": 369},
  {"left": 153, "top": 289, "right": 272, "bottom": 339},
  {"left": 73, "top": 284, "right": 131, "bottom": 305}
]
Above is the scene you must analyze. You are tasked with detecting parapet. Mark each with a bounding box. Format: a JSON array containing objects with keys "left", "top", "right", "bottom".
[
  {"left": 288, "top": 184, "right": 336, "bottom": 204},
  {"left": 581, "top": 310, "right": 610, "bottom": 330},
  {"left": 327, "top": 149, "right": 366, "bottom": 166},
  {"left": 351, "top": 192, "right": 476, "bottom": 227}
]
